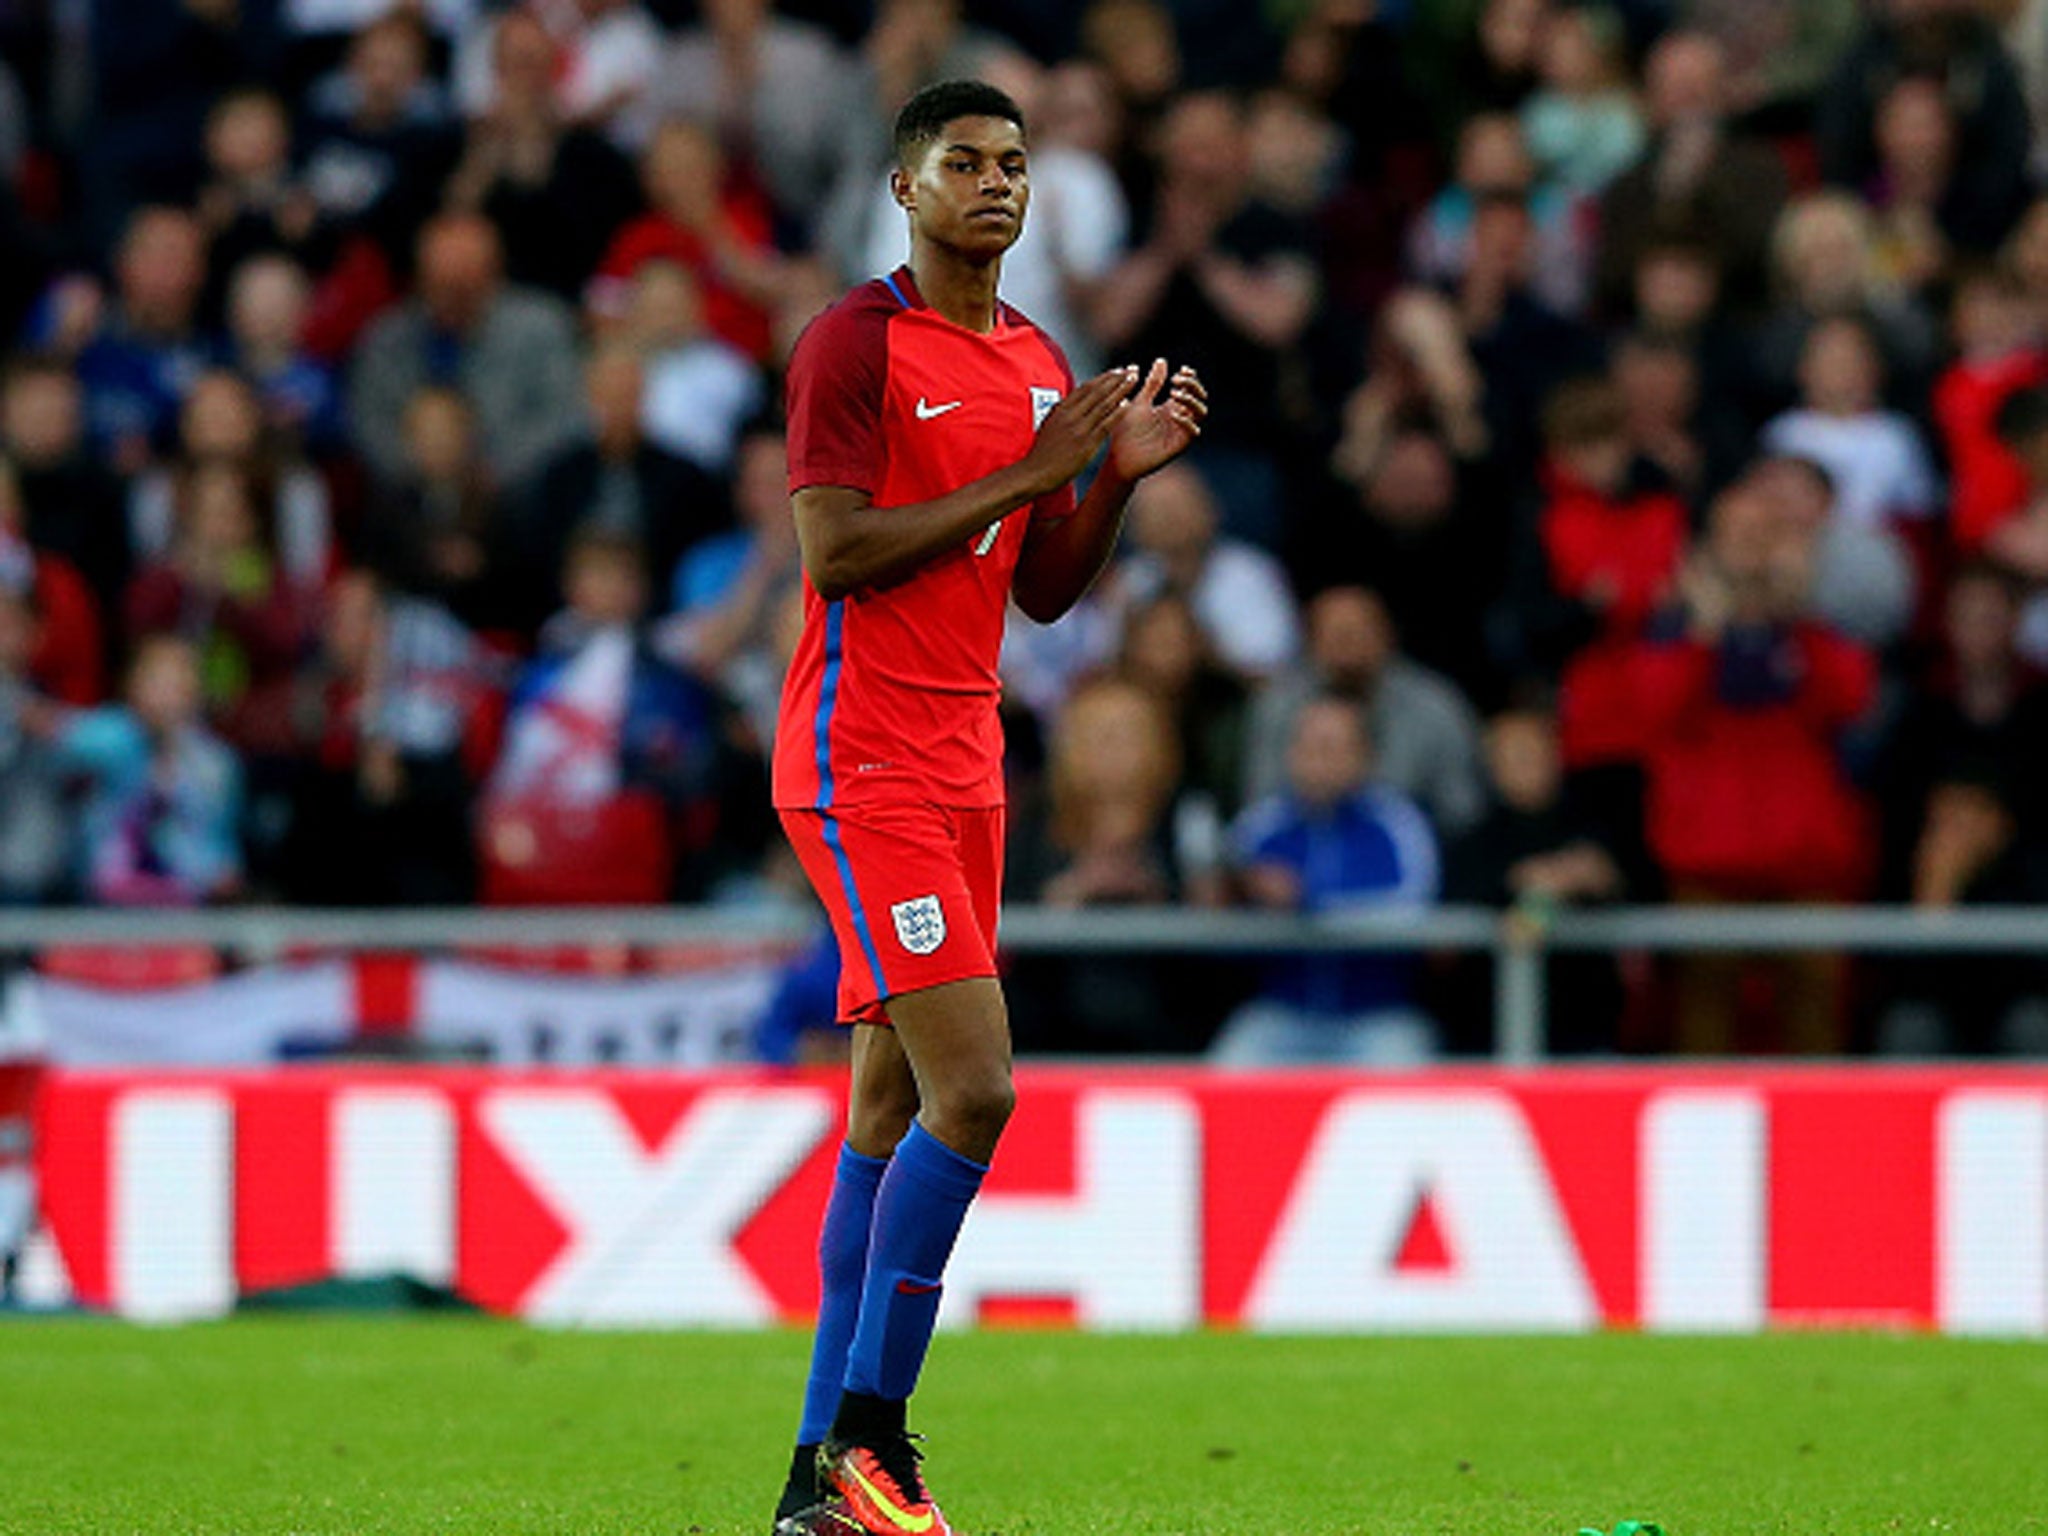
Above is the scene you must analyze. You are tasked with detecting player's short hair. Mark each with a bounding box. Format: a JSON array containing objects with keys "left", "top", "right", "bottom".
[{"left": 893, "top": 79, "right": 1026, "bottom": 169}]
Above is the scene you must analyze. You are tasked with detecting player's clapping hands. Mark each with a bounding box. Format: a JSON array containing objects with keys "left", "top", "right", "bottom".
[
  {"left": 1023, "top": 365, "right": 1144, "bottom": 493},
  {"left": 1108, "top": 358, "right": 1207, "bottom": 482}
]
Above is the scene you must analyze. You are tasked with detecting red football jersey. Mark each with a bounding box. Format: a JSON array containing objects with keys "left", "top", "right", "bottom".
[{"left": 773, "top": 266, "right": 1074, "bottom": 809}]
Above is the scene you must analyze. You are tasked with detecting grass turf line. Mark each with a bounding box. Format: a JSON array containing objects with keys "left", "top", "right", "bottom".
[{"left": 2, "top": 1320, "right": 2044, "bottom": 1534}]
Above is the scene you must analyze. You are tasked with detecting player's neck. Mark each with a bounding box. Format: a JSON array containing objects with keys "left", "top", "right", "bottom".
[{"left": 908, "top": 249, "right": 1002, "bottom": 334}]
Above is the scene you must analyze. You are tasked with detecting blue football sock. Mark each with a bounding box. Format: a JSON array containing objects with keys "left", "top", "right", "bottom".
[
  {"left": 841, "top": 1121, "right": 987, "bottom": 1404},
  {"left": 797, "top": 1143, "right": 889, "bottom": 1445}
]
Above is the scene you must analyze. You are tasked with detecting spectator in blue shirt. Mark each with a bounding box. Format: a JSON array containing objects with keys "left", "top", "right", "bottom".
[{"left": 1210, "top": 692, "right": 1440, "bottom": 1066}]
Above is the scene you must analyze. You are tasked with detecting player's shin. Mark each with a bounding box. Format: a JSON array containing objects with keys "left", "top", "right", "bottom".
[
  {"left": 779, "top": 1143, "right": 889, "bottom": 1520},
  {"left": 837, "top": 1121, "right": 986, "bottom": 1410}
]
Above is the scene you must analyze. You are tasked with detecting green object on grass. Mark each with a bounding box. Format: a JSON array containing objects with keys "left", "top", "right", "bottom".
[
  {"left": 0, "top": 1324, "right": 2042, "bottom": 1533},
  {"left": 1579, "top": 1524, "right": 1666, "bottom": 1536}
]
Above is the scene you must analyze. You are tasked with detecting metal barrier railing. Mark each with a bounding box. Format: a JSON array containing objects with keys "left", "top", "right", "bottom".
[{"left": 6, "top": 902, "right": 2046, "bottom": 1062}]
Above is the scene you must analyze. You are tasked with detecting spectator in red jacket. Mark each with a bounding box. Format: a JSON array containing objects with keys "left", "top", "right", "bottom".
[
  {"left": 1934, "top": 264, "right": 2048, "bottom": 552},
  {"left": 590, "top": 118, "right": 786, "bottom": 363},
  {"left": 1511, "top": 375, "right": 1689, "bottom": 777},
  {"left": 1636, "top": 480, "right": 1879, "bottom": 1053},
  {"left": 0, "top": 454, "right": 103, "bottom": 707}
]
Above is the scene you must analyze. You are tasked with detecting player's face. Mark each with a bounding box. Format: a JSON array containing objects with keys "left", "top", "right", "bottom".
[{"left": 897, "top": 116, "right": 1029, "bottom": 259}]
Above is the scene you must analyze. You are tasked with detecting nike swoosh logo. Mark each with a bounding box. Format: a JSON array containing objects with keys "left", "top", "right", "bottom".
[
  {"left": 915, "top": 397, "right": 962, "bottom": 419},
  {"left": 845, "top": 1460, "right": 935, "bottom": 1533},
  {"left": 895, "top": 1278, "right": 942, "bottom": 1295}
]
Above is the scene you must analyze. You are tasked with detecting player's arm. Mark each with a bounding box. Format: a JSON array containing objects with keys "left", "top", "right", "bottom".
[
  {"left": 793, "top": 368, "right": 1138, "bottom": 601},
  {"left": 1013, "top": 359, "right": 1207, "bottom": 623}
]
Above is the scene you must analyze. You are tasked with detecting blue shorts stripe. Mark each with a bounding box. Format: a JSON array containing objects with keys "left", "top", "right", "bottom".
[
  {"left": 821, "top": 812, "right": 889, "bottom": 998},
  {"left": 812, "top": 599, "right": 845, "bottom": 808},
  {"left": 808, "top": 599, "right": 888, "bottom": 996}
]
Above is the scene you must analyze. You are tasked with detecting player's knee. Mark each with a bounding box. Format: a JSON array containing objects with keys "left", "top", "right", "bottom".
[
  {"left": 848, "top": 1081, "right": 919, "bottom": 1154},
  {"left": 930, "top": 1071, "right": 1014, "bottom": 1157}
]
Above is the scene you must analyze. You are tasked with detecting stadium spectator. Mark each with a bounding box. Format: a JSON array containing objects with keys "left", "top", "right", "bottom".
[
  {"left": 129, "top": 367, "right": 334, "bottom": 591},
  {"left": 1407, "top": 112, "right": 1588, "bottom": 319},
  {"left": 1624, "top": 239, "right": 1753, "bottom": 431},
  {"left": 1245, "top": 584, "right": 1488, "bottom": 840},
  {"left": 594, "top": 118, "right": 786, "bottom": 364},
  {"left": 1211, "top": 693, "right": 1440, "bottom": 1067},
  {"left": 1762, "top": 314, "right": 1941, "bottom": 530},
  {"left": 359, "top": 384, "right": 525, "bottom": 636},
  {"left": 85, "top": 0, "right": 284, "bottom": 245},
  {"left": 0, "top": 456, "right": 103, "bottom": 707},
  {"left": 628, "top": 261, "right": 765, "bottom": 477},
  {"left": 45, "top": 206, "right": 216, "bottom": 470},
  {"left": 1094, "top": 89, "right": 1316, "bottom": 543},
  {"left": 1815, "top": 0, "right": 2030, "bottom": 257},
  {"left": 1595, "top": 29, "right": 1787, "bottom": 318},
  {"left": 0, "top": 583, "right": 69, "bottom": 902},
  {"left": 1446, "top": 703, "right": 1634, "bottom": 1053},
  {"left": 1117, "top": 590, "right": 1249, "bottom": 817},
  {"left": 1013, "top": 675, "right": 1222, "bottom": 913},
  {"left": 1752, "top": 192, "right": 1939, "bottom": 421},
  {"left": 1611, "top": 330, "right": 1714, "bottom": 498},
  {"left": 526, "top": 343, "right": 726, "bottom": 624},
  {"left": 442, "top": 10, "right": 641, "bottom": 302},
  {"left": 1635, "top": 481, "right": 1878, "bottom": 1053},
  {"left": 1519, "top": 3, "right": 1644, "bottom": 195},
  {"left": 348, "top": 211, "right": 583, "bottom": 491},
  {"left": 50, "top": 631, "right": 244, "bottom": 907},
  {"left": 650, "top": 0, "right": 852, "bottom": 235},
  {"left": 657, "top": 421, "right": 801, "bottom": 755},
  {"left": 193, "top": 87, "right": 336, "bottom": 326},
  {"left": 1887, "top": 563, "right": 2048, "bottom": 901},
  {"left": 1007, "top": 676, "right": 1223, "bottom": 1052},
  {"left": 1749, "top": 453, "right": 1917, "bottom": 650},
  {"left": 1454, "top": 188, "right": 1602, "bottom": 474},
  {"left": 1874, "top": 562, "right": 2048, "bottom": 1050},
  {"left": 471, "top": 0, "right": 667, "bottom": 153},
  {"left": 1116, "top": 460, "right": 1299, "bottom": 682},
  {"left": 480, "top": 526, "right": 719, "bottom": 904},
  {"left": 224, "top": 254, "right": 348, "bottom": 457},
  {"left": 123, "top": 460, "right": 312, "bottom": 752},
  {"left": 1498, "top": 376, "right": 1688, "bottom": 799},
  {"left": 278, "top": 570, "right": 492, "bottom": 905},
  {"left": 1076, "top": 0, "right": 1183, "bottom": 163},
  {"left": 1411, "top": 0, "right": 1548, "bottom": 141},
  {"left": 297, "top": 9, "right": 456, "bottom": 243},
  {"left": 0, "top": 358, "right": 130, "bottom": 618},
  {"left": 1317, "top": 424, "right": 1503, "bottom": 694},
  {"left": 1680, "top": 0, "right": 1858, "bottom": 127},
  {"left": 1931, "top": 265, "right": 2048, "bottom": 552}
]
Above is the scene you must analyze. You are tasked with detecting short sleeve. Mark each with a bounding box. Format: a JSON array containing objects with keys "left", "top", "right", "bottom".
[{"left": 784, "top": 296, "right": 889, "bottom": 495}]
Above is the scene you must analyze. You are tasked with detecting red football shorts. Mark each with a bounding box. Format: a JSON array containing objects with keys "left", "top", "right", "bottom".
[{"left": 779, "top": 801, "right": 1005, "bottom": 1026}]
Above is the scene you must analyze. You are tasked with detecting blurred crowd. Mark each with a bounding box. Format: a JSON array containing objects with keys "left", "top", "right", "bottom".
[{"left": 8, "top": 0, "right": 2048, "bottom": 1057}]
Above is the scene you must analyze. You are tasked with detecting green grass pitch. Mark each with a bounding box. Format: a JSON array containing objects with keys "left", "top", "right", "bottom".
[{"left": 3, "top": 1319, "right": 2045, "bottom": 1534}]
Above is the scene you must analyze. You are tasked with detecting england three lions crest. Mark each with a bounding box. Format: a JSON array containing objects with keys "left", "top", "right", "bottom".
[
  {"left": 890, "top": 894, "right": 947, "bottom": 956},
  {"left": 1030, "top": 386, "right": 1062, "bottom": 431}
]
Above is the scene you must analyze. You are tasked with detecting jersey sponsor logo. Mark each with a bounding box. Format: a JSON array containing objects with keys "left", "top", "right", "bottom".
[
  {"left": 1030, "top": 386, "right": 1062, "bottom": 430},
  {"left": 889, "top": 894, "right": 947, "bottom": 956},
  {"left": 914, "top": 396, "right": 963, "bottom": 420}
]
